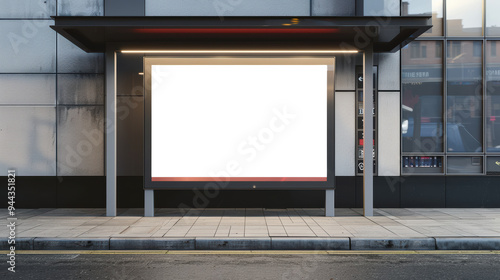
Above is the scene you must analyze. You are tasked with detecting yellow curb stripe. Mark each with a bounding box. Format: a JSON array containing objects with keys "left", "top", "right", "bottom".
[
  {"left": 328, "top": 250, "right": 500, "bottom": 255},
  {"left": 0, "top": 250, "right": 169, "bottom": 255},
  {"left": 2, "top": 250, "right": 500, "bottom": 255},
  {"left": 167, "top": 250, "right": 329, "bottom": 255}
]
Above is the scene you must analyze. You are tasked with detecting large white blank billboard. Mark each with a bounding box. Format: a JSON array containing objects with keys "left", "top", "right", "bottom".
[{"left": 145, "top": 57, "right": 334, "bottom": 189}]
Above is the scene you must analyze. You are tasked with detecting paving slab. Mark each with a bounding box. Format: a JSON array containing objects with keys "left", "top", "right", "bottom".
[{"left": 2, "top": 208, "right": 499, "bottom": 250}]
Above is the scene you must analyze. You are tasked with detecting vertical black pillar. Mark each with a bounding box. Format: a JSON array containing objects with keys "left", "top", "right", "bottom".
[{"left": 356, "top": 0, "right": 364, "bottom": 16}]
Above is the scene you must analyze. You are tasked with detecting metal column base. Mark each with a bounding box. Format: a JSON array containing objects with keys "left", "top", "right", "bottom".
[
  {"left": 145, "top": 190, "right": 154, "bottom": 217},
  {"left": 325, "top": 189, "right": 335, "bottom": 217}
]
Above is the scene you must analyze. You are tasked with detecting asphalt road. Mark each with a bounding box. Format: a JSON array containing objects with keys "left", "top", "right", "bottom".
[{"left": 2, "top": 252, "right": 500, "bottom": 280}]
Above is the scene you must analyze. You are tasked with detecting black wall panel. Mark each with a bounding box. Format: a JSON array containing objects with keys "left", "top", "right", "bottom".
[
  {"left": 401, "top": 176, "right": 446, "bottom": 207},
  {"left": 155, "top": 189, "right": 325, "bottom": 208},
  {"left": 3, "top": 175, "right": 500, "bottom": 208},
  {"left": 117, "top": 176, "right": 143, "bottom": 208},
  {"left": 355, "top": 176, "right": 364, "bottom": 208},
  {"left": 2, "top": 177, "right": 57, "bottom": 208},
  {"left": 374, "top": 176, "right": 401, "bottom": 208},
  {"left": 335, "top": 176, "right": 356, "bottom": 208},
  {"left": 57, "top": 177, "right": 106, "bottom": 208},
  {"left": 446, "top": 176, "right": 500, "bottom": 208}
]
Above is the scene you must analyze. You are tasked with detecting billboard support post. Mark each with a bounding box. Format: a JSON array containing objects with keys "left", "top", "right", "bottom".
[
  {"left": 325, "top": 189, "right": 335, "bottom": 216},
  {"left": 145, "top": 190, "right": 154, "bottom": 217}
]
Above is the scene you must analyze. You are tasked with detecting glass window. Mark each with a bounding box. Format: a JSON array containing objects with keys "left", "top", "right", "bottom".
[
  {"left": 410, "top": 42, "right": 428, "bottom": 59},
  {"left": 486, "top": 41, "right": 500, "bottom": 152},
  {"left": 473, "top": 41, "right": 482, "bottom": 57},
  {"left": 486, "top": 0, "right": 500, "bottom": 36},
  {"left": 447, "top": 41, "right": 483, "bottom": 153},
  {"left": 402, "top": 41, "right": 444, "bottom": 153},
  {"left": 436, "top": 42, "right": 443, "bottom": 57},
  {"left": 410, "top": 42, "right": 421, "bottom": 58},
  {"left": 447, "top": 156, "right": 483, "bottom": 174},
  {"left": 117, "top": 52, "right": 144, "bottom": 96},
  {"left": 364, "top": 0, "right": 400, "bottom": 16},
  {"left": 446, "top": 0, "right": 483, "bottom": 37},
  {"left": 447, "top": 41, "right": 462, "bottom": 58},
  {"left": 402, "top": 0, "right": 443, "bottom": 36}
]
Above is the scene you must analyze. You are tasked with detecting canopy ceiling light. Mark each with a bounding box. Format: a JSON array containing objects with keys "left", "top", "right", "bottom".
[{"left": 120, "top": 50, "right": 359, "bottom": 54}]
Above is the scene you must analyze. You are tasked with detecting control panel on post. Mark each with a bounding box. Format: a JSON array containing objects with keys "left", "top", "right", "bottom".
[{"left": 355, "top": 66, "right": 378, "bottom": 176}]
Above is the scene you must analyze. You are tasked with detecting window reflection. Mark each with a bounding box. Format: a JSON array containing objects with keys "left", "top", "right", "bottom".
[
  {"left": 364, "top": 0, "right": 400, "bottom": 16},
  {"left": 117, "top": 52, "right": 144, "bottom": 96},
  {"left": 446, "top": 0, "right": 483, "bottom": 36},
  {"left": 402, "top": 41, "right": 444, "bottom": 153},
  {"left": 486, "top": 0, "right": 500, "bottom": 36},
  {"left": 486, "top": 41, "right": 500, "bottom": 152},
  {"left": 402, "top": 0, "right": 443, "bottom": 37},
  {"left": 447, "top": 41, "right": 483, "bottom": 152}
]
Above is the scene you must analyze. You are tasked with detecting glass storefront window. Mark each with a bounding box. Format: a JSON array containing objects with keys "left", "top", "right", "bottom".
[
  {"left": 402, "top": 41, "right": 444, "bottom": 153},
  {"left": 446, "top": 41, "right": 483, "bottom": 152},
  {"left": 364, "top": 0, "right": 400, "bottom": 16},
  {"left": 402, "top": 0, "right": 443, "bottom": 37},
  {"left": 446, "top": 0, "right": 483, "bottom": 37},
  {"left": 486, "top": 0, "right": 500, "bottom": 36},
  {"left": 486, "top": 41, "right": 500, "bottom": 152}
]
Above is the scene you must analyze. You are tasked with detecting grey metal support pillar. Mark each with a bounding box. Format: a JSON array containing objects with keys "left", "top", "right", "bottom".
[
  {"left": 325, "top": 189, "right": 335, "bottom": 217},
  {"left": 106, "top": 46, "right": 117, "bottom": 217},
  {"left": 145, "top": 190, "right": 155, "bottom": 217},
  {"left": 363, "top": 45, "right": 374, "bottom": 217}
]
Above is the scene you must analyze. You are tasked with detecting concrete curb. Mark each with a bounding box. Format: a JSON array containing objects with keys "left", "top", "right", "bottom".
[
  {"left": 0, "top": 237, "right": 35, "bottom": 250},
  {"left": 435, "top": 238, "right": 500, "bottom": 250},
  {"left": 33, "top": 238, "right": 110, "bottom": 250},
  {"left": 271, "top": 237, "right": 350, "bottom": 250},
  {"left": 196, "top": 237, "right": 271, "bottom": 250},
  {"left": 351, "top": 238, "right": 436, "bottom": 250},
  {"left": 110, "top": 238, "right": 195, "bottom": 250},
  {"left": 3, "top": 237, "right": 500, "bottom": 251}
]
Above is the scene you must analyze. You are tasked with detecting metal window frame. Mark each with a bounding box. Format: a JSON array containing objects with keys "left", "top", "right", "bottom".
[
  {"left": 400, "top": 39, "right": 446, "bottom": 176},
  {"left": 443, "top": 39, "right": 484, "bottom": 175},
  {"left": 401, "top": 0, "right": 500, "bottom": 176}
]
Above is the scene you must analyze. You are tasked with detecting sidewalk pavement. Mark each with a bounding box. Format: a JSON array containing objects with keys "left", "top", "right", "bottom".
[{"left": 1, "top": 208, "right": 500, "bottom": 251}]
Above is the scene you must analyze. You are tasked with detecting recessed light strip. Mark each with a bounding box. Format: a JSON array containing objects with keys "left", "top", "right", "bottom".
[{"left": 121, "top": 50, "right": 359, "bottom": 54}]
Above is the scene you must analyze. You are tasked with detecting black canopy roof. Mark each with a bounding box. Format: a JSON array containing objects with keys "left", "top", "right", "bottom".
[{"left": 51, "top": 16, "right": 431, "bottom": 53}]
